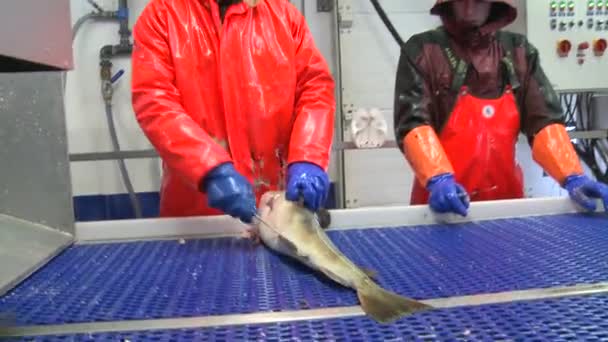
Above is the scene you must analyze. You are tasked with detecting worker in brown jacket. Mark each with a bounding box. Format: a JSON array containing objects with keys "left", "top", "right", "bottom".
[{"left": 394, "top": 0, "right": 608, "bottom": 216}]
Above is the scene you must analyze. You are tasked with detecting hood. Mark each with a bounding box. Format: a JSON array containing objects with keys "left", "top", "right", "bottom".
[{"left": 431, "top": 0, "right": 517, "bottom": 48}]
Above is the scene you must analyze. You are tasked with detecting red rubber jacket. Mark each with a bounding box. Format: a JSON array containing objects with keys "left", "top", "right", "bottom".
[{"left": 131, "top": 0, "right": 335, "bottom": 217}]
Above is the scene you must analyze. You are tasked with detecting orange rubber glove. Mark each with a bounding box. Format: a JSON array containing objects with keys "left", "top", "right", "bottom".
[
  {"left": 402, "top": 125, "right": 455, "bottom": 187},
  {"left": 532, "top": 123, "right": 583, "bottom": 185}
]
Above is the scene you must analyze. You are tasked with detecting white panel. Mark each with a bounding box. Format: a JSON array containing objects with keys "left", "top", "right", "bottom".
[
  {"left": 340, "top": 12, "right": 440, "bottom": 111},
  {"left": 339, "top": 1, "right": 439, "bottom": 207},
  {"left": 526, "top": 0, "right": 608, "bottom": 91},
  {"left": 67, "top": 0, "right": 156, "bottom": 196}
]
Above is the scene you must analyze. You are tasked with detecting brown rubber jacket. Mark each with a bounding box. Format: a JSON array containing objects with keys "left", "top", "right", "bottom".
[{"left": 394, "top": 0, "right": 564, "bottom": 151}]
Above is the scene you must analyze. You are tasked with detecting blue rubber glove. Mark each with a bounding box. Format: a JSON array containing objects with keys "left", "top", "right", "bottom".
[
  {"left": 202, "top": 162, "right": 257, "bottom": 223},
  {"left": 286, "top": 162, "right": 330, "bottom": 212},
  {"left": 427, "top": 173, "right": 470, "bottom": 217},
  {"left": 563, "top": 174, "right": 608, "bottom": 212}
]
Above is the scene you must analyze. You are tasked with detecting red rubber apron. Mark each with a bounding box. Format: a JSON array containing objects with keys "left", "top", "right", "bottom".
[{"left": 410, "top": 85, "right": 524, "bottom": 204}]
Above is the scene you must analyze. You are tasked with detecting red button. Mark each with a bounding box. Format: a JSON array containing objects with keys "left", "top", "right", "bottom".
[
  {"left": 579, "top": 42, "right": 590, "bottom": 50},
  {"left": 558, "top": 40, "right": 572, "bottom": 57},
  {"left": 594, "top": 38, "right": 607, "bottom": 55}
]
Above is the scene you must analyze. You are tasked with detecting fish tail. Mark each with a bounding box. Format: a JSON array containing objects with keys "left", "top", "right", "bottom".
[{"left": 356, "top": 283, "right": 432, "bottom": 324}]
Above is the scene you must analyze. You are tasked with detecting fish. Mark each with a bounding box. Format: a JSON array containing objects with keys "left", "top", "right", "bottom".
[{"left": 247, "top": 191, "right": 432, "bottom": 324}]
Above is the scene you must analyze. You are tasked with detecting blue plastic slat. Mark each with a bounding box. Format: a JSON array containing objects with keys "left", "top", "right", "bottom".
[
  {"left": 11, "top": 294, "right": 608, "bottom": 341},
  {"left": 73, "top": 192, "right": 160, "bottom": 221},
  {"left": 0, "top": 213, "right": 606, "bottom": 326}
]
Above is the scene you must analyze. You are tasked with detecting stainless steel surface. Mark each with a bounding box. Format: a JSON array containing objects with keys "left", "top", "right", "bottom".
[
  {"left": 425, "top": 282, "right": 608, "bottom": 309},
  {"left": 2, "top": 282, "right": 606, "bottom": 337},
  {"left": 69, "top": 149, "right": 159, "bottom": 162},
  {"left": 332, "top": 3, "right": 346, "bottom": 209},
  {"left": 0, "top": 214, "right": 72, "bottom": 296},
  {"left": 0, "top": 0, "right": 73, "bottom": 72},
  {"left": 0, "top": 72, "right": 75, "bottom": 295},
  {"left": 569, "top": 130, "right": 608, "bottom": 140},
  {"left": 0, "top": 72, "right": 75, "bottom": 233},
  {"left": 591, "top": 94, "right": 608, "bottom": 130},
  {"left": 334, "top": 141, "right": 398, "bottom": 150}
]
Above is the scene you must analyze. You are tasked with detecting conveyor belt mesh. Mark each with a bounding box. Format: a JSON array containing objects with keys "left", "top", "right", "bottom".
[
  {"left": 8, "top": 294, "right": 608, "bottom": 341},
  {"left": 0, "top": 213, "right": 607, "bottom": 326}
]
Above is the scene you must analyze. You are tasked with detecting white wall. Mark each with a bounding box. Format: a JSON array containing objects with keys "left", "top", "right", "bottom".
[
  {"left": 65, "top": 0, "right": 338, "bottom": 197},
  {"left": 67, "top": 0, "right": 159, "bottom": 196}
]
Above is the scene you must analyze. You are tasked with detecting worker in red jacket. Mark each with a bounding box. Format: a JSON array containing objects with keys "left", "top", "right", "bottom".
[
  {"left": 394, "top": 0, "right": 608, "bottom": 216},
  {"left": 131, "top": 0, "right": 335, "bottom": 223}
]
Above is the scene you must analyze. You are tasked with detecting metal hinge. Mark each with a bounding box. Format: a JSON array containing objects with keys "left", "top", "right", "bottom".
[
  {"left": 317, "top": 0, "right": 334, "bottom": 12},
  {"left": 338, "top": 0, "right": 353, "bottom": 29},
  {"left": 342, "top": 91, "right": 355, "bottom": 121}
]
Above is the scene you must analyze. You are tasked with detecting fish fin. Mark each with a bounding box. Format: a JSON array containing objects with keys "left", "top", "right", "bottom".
[
  {"left": 357, "top": 283, "right": 432, "bottom": 324},
  {"left": 316, "top": 208, "right": 331, "bottom": 229},
  {"left": 359, "top": 267, "right": 378, "bottom": 281},
  {"left": 275, "top": 234, "right": 301, "bottom": 256}
]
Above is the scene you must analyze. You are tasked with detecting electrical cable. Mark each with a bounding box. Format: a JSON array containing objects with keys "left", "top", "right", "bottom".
[
  {"left": 72, "top": 13, "right": 96, "bottom": 42},
  {"left": 369, "top": 0, "right": 405, "bottom": 47}
]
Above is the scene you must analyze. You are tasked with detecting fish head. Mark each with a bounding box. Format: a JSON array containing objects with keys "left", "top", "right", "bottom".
[
  {"left": 256, "top": 191, "right": 310, "bottom": 235},
  {"left": 258, "top": 191, "right": 282, "bottom": 218},
  {"left": 256, "top": 191, "right": 286, "bottom": 233}
]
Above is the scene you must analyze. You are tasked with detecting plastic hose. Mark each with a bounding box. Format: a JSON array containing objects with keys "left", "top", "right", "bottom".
[
  {"left": 72, "top": 13, "right": 95, "bottom": 41},
  {"left": 105, "top": 103, "right": 143, "bottom": 218},
  {"left": 62, "top": 12, "right": 98, "bottom": 94}
]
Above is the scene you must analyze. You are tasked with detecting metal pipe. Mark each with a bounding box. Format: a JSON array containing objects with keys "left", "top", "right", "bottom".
[
  {"left": 117, "top": 0, "right": 131, "bottom": 46},
  {"left": 333, "top": 1, "right": 345, "bottom": 209},
  {"left": 69, "top": 150, "right": 158, "bottom": 162},
  {"left": 99, "top": 44, "right": 133, "bottom": 59}
]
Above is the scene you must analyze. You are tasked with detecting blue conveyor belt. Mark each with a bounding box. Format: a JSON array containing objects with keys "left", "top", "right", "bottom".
[
  {"left": 7, "top": 294, "right": 608, "bottom": 341},
  {"left": 0, "top": 213, "right": 607, "bottom": 327}
]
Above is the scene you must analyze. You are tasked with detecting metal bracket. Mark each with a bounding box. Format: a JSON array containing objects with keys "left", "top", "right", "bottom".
[
  {"left": 568, "top": 130, "right": 608, "bottom": 140},
  {"left": 341, "top": 91, "right": 355, "bottom": 121},
  {"left": 338, "top": 0, "right": 353, "bottom": 30},
  {"left": 317, "top": 0, "right": 333, "bottom": 12}
]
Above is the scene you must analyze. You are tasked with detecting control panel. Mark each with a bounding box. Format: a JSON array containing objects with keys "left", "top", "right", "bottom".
[{"left": 526, "top": 0, "right": 608, "bottom": 91}]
